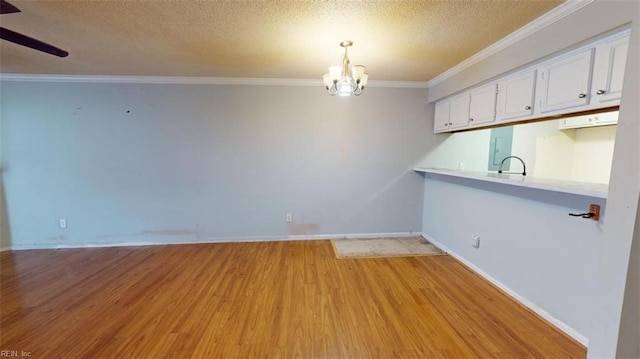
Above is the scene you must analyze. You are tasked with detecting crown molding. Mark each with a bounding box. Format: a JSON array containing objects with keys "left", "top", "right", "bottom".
[
  {"left": 368, "top": 80, "right": 428, "bottom": 88},
  {"left": 425, "top": 0, "right": 594, "bottom": 88},
  {"left": 0, "top": 74, "right": 321, "bottom": 86},
  {"left": 0, "top": 73, "right": 428, "bottom": 88}
]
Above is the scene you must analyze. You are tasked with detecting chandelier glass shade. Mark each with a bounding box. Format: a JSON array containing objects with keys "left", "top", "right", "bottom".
[{"left": 322, "top": 41, "right": 368, "bottom": 97}]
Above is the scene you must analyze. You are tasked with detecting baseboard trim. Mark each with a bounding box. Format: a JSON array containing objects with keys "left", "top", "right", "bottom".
[
  {"left": 0, "top": 246, "right": 11, "bottom": 252},
  {"left": 422, "top": 233, "right": 589, "bottom": 347},
  {"left": 8, "top": 231, "right": 420, "bottom": 251}
]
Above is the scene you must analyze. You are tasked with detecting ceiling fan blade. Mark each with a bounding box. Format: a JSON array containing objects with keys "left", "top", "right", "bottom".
[
  {"left": 0, "top": 27, "right": 68, "bottom": 57},
  {"left": 0, "top": 0, "right": 20, "bottom": 14}
]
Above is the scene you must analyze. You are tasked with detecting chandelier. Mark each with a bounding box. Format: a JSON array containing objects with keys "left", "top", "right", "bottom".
[{"left": 322, "top": 41, "right": 368, "bottom": 97}]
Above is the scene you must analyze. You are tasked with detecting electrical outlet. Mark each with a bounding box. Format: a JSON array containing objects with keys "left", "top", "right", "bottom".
[
  {"left": 59, "top": 218, "right": 67, "bottom": 229},
  {"left": 589, "top": 204, "right": 600, "bottom": 221},
  {"left": 458, "top": 162, "right": 466, "bottom": 171},
  {"left": 286, "top": 213, "right": 292, "bottom": 223},
  {"left": 471, "top": 235, "right": 480, "bottom": 248}
]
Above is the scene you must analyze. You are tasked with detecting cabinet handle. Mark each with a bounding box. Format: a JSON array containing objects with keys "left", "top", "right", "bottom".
[
  {"left": 596, "top": 89, "right": 605, "bottom": 95},
  {"left": 469, "top": 118, "right": 474, "bottom": 122},
  {"left": 578, "top": 93, "right": 586, "bottom": 98},
  {"left": 525, "top": 105, "right": 531, "bottom": 110},
  {"left": 445, "top": 123, "right": 449, "bottom": 126},
  {"left": 448, "top": 122, "right": 452, "bottom": 126}
]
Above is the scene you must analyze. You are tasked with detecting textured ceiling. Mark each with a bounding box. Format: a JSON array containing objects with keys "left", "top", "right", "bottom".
[{"left": 0, "top": 1, "right": 563, "bottom": 81}]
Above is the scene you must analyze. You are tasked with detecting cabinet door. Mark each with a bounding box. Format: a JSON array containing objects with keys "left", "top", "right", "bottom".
[
  {"left": 591, "top": 34, "right": 629, "bottom": 105},
  {"left": 538, "top": 49, "right": 594, "bottom": 113},
  {"left": 434, "top": 99, "right": 451, "bottom": 132},
  {"left": 497, "top": 70, "right": 536, "bottom": 122},
  {"left": 469, "top": 83, "right": 497, "bottom": 126},
  {"left": 449, "top": 93, "right": 471, "bottom": 130}
]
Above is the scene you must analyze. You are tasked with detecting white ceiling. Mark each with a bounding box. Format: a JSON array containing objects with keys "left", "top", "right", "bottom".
[{"left": 0, "top": 1, "right": 563, "bottom": 81}]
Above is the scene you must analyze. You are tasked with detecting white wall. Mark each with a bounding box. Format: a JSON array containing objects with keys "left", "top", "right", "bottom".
[
  {"left": 0, "top": 82, "right": 430, "bottom": 248},
  {"left": 424, "top": 1, "right": 639, "bottom": 356},
  {"left": 570, "top": 125, "right": 616, "bottom": 184},
  {"left": 422, "top": 174, "right": 605, "bottom": 342},
  {"left": 595, "top": 6, "right": 639, "bottom": 356},
  {"left": 514, "top": 120, "right": 616, "bottom": 184},
  {"left": 417, "top": 128, "right": 490, "bottom": 171},
  {"left": 512, "top": 120, "right": 575, "bottom": 180}
]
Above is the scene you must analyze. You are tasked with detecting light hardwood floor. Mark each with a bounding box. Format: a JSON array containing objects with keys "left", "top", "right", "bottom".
[{"left": 0, "top": 240, "right": 586, "bottom": 358}]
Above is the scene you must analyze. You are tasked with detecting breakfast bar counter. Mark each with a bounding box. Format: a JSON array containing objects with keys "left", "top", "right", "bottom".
[{"left": 413, "top": 167, "right": 608, "bottom": 199}]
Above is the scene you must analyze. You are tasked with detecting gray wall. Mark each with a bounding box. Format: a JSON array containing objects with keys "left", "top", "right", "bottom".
[
  {"left": 0, "top": 116, "right": 9, "bottom": 250},
  {"left": 617, "top": 197, "right": 640, "bottom": 358},
  {"left": 0, "top": 82, "right": 430, "bottom": 248},
  {"left": 0, "top": 178, "right": 8, "bottom": 250},
  {"left": 424, "top": 1, "right": 639, "bottom": 357}
]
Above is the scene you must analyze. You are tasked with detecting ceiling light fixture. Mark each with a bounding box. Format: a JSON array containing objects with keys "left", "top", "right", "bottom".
[{"left": 322, "top": 40, "right": 368, "bottom": 97}]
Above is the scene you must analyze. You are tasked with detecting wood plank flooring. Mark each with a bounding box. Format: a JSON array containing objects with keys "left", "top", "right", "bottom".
[{"left": 0, "top": 240, "right": 586, "bottom": 358}]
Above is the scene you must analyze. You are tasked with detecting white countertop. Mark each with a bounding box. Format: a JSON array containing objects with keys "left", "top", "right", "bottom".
[{"left": 413, "top": 167, "right": 608, "bottom": 199}]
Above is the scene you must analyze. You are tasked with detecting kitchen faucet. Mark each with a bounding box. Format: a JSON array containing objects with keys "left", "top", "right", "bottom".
[{"left": 498, "top": 156, "right": 526, "bottom": 176}]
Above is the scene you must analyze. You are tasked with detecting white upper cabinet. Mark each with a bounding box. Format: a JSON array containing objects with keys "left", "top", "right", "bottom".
[
  {"left": 433, "top": 93, "right": 472, "bottom": 132},
  {"left": 591, "top": 33, "right": 629, "bottom": 105},
  {"left": 449, "top": 93, "right": 472, "bottom": 130},
  {"left": 537, "top": 49, "right": 594, "bottom": 114},
  {"left": 431, "top": 29, "right": 629, "bottom": 133},
  {"left": 432, "top": 83, "right": 497, "bottom": 132},
  {"left": 468, "top": 83, "right": 498, "bottom": 127},
  {"left": 496, "top": 70, "right": 536, "bottom": 122},
  {"left": 434, "top": 99, "right": 452, "bottom": 132}
]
